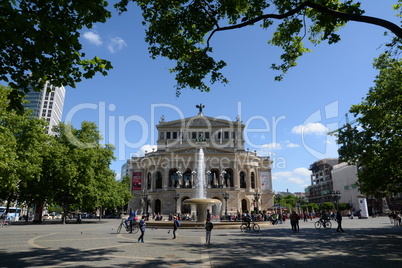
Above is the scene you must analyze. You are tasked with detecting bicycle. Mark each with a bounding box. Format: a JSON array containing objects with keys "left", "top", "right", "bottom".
[
  {"left": 0, "top": 218, "right": 10, "bottom": 227},
  {"left": 240, "top": 221, "right": 260, "bottom": 232},
  {"left": 314, "top": 218, "right": 332, "bottom": 229},
  {"left": 117, "top": 219, "right": 139, "bottom": 234}
]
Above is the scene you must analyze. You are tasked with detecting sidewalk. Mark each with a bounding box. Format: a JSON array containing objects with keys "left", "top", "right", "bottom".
[{"left": 0, "top": 216, "right": 401, "bottom": 267}]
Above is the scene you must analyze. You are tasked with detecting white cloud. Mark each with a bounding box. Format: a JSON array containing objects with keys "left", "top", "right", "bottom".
[
  {"left": 272, "top": 167, "right": 311, "bottom": 185},
  {"left": 115, "top": 173, "right": 121, "bottom": 180},
  {"left": 293, "top": 167, "right": 312, "bottom": 177},
  {"left": 284, "top": 140, "right": 299, "bottom": 148},
  {"left": 286, "top": 143, "right": 299, "bottom": 148},
  {"left": 288, "top": 177, "right": 304, "bottom": 184},
  {"left": 255, "top": 143, "right": 282, "bottom": 155},
  {"left": 133, "top": 144, "right": 157, "bottom": 157},
  {"left": 262, "top": 143, "right": 282, "bottom": 150},
  {"left": 83, "top": 31, "right": 103, "bottom": 46},
  {"left": 107, "top": 37, "right": 127, "bottom": 53},
  {"left": 291, "top": 122, "right": 328, "bottom": 135}
]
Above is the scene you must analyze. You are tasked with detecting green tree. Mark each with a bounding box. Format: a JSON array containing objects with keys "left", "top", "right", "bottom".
[
  {"left": 109, "top": 175, "right": 133, "bottom": 212},
  {"left": 1, "top": 0, "right": 113, "bottom": 110},
  {"left": 116, "top": 0, "right": 402, "bottom": 96},
  {"left": 18, "top": 121, "right": 119, "bottom": 223},
  {"left": 338, "top": 203, "right": 351, "bottom": 211},
  {"left": 0, "top": 86, "right": 49, "bottom": 211},
  {"left": 49, "top": 122, "right": 118, "bottom": 222},
  {"left": 281, "top": 194, "right": 297, "bottom": 210},
  {"left": 307, "top": 203, "right": 319, "bottom": 213},
  {"left": 337, "top": 53, "right": 402, "bottom": 196},
  {"left": 319, "top": 202, "right": 335, "bottom": 211}
]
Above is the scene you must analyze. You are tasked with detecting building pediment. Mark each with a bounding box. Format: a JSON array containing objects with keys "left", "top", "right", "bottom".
[
  {"left": 157, "top": 115, "right": 243, "bottom": 129},
  {"left": 168, "top": 146, "right": 236, "bottom": 154}
]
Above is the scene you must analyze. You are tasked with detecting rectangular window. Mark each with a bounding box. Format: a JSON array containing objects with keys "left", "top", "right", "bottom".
[
  {"left": 192, "top": 132, "right": 197, "bottom": 139},
  {"left": 232, "top": 132, "right": 236, "bottom": 139},
  {"left": 224, "top": 131, "right": 229, "bottom": 139},
  {"left": 173, "top": 132, "right": 177, "bottom": 139},
  {"left": 344, "top": 185, "right": 349, "bottom": 190},
  {"left": 205, "top": 132, "right": 210, "bottom": 139},
  {"left": 351, "top": 184, "right": 357, "bottom": 188},
  {"left": 166, "top": 132, "right": 171, "bottom": 139}
]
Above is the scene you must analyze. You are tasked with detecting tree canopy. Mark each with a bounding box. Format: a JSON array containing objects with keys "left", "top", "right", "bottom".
[
  {"left": 0, "top": 87, "right": 131, "bottom": 222},
  {"left": 337, "top": 53, "right": 402, "bottom": 196},
  {"left": 0, "top": 85, "right": 49, "bottom": 207},
  {"left": 1, "top": 0, "right": 113, "bottom": 110},
  {"left": 116, "top": 0, "right": 402, "bottom": 96}
]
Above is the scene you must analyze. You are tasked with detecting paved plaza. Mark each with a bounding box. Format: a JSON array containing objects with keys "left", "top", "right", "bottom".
[{"left": 0, "top": 216, "right": 401, "bottom": 267}]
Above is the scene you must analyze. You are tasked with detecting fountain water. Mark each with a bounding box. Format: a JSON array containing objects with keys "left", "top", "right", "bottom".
[
  {"left": 183, "top": 147, "right": 222, "bottom": 222},
  {"left": 196, "top": 148, "right": 206, "bottom": 199}
]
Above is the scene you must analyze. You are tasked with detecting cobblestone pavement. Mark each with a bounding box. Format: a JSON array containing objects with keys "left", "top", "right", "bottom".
[{"left": 0, "top": 217, "right": 401, "bottom": 267}]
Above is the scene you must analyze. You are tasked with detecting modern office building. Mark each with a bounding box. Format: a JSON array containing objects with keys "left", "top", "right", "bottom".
[
  {"left": 305, "top": 158, "right": 339, "bottom": 205},
  {"left": 23, "top": 81, "right": 66, "bottom": 135},
  {"left": 124, "top": 106, "right": 274, "bottom": 219}
]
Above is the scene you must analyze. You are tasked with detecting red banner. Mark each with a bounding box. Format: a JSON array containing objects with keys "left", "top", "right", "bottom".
[{"left": 132, "top": 172, "right": 142, "bottom": 190}]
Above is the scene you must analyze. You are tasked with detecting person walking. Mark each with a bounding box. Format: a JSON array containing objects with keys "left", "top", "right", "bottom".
[
  {"left": 172, "top": 216, "right": 180, "bottom": 239},
  {"left": 205, "top": 218, "right": 213, "bottom": 246},
  {"left": 290, "top": 211, "right": 299, "bottom": 232},
  {"left": 336, "top": 210, "right": 344, "bottom": 233},
  {"left": 137, "top": 216, "right": 146, "bottom": 243}
]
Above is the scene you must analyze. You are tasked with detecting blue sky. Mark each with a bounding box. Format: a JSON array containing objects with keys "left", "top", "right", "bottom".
[{"left": 62, "top": 1, "right": 399, "bottom": 193}]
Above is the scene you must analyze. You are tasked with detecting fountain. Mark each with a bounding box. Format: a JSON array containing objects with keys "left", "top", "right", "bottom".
[{"left": 183, "top": 148, "right": 222, "bottom": 222}]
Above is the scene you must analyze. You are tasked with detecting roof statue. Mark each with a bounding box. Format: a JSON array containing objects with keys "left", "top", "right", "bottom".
[{"left": 196, "top": 103, "right": 205, "bottom": 115}]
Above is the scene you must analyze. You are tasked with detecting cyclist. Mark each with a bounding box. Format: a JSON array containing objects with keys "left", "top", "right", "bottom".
[
  {"left": 242, "top": 213, "right": 252, "bottom": 229},
  {"left": 125, "top": 208, "right": 137, "bottom": 233},
  {"left": 318, "top": 210, "right": 329, "bottom": 225}
]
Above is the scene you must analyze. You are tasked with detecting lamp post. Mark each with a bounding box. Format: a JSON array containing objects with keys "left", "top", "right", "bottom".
[
  {"left": 295, "top": 196, "right": 302, "bottom": 214},
  {"left": 254, "top": 190, "right": 261, "bottom": 214},
  {"left": 222, "top": 192, "right": 229, "bottom": 220},
  {"left": 275, "top": 193, "right": 282, "bottom": 223},
  {"left": 141, "top": 189, "right": 149, "bottom": 216},
  {"left": 330, "top": 190, "right": 341, "bottom": 211},
  {"left": 173, "top": 192, "right": 180, "bottom": 215}
]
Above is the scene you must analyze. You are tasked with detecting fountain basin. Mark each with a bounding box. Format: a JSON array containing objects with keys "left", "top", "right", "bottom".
[{"left": 183, "top": 198, "right": 222, "bottom": 223}]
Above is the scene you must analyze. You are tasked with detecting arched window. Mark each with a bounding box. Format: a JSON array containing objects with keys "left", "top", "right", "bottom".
[
  {"left": 224, "top": 169, "right": 234, "bottom": 187},
  {"left": 183, "top": 170, "right": 192, "bottom": 188},
  {"left": 251, "top": 172, "right": 255, "bottom": 189},
  {"left": 240, "top": 171, "right": 246, "bottom": 188},
  {"left": 181, "top": 197, "right": 191, "bottom": 214},
  {"left": 169, "top": 169, "right": 178, "bottom": 187},
  {"left": 210, "top": 169, "right": 219, "bottom": 188},
  {"left": 147, "top": 173, "right": 152, "bottom": 189},
  {"left": 241, "top": 199, "right": 248, "bottom": 213},
  {"left": 155, "top": 199, "right": 161, "bottom": 214},
  {"left": 155, "top": 171, "right": 162, "bottom": 189}
]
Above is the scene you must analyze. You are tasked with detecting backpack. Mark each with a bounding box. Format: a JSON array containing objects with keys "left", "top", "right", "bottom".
[
  {"left": 205, "top": 222, "right": 213, "bottom": 231},
  {"left": 175, "top": 219, "right": 180, "bottom": 227}
]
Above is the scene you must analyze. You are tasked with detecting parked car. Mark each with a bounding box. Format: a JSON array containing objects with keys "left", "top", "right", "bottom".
[
  {"left": 53, "top": 214, "right": 62, "bottom": 220},
  {"left": 42, "top": 214, "right": 53, "bottom": 220}
]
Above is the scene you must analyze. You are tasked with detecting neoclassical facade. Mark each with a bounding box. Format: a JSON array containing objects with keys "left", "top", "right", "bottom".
[{"left": 126, "top": 107, "right": 274, "bottom": 218}]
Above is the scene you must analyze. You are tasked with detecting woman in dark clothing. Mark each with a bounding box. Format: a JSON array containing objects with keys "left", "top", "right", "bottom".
[
  {"left": 336, "top": 211, "right": 344, "bottom": 232},
  {"left": 138, "top": 216, "right": 146, "bottom": 242}
]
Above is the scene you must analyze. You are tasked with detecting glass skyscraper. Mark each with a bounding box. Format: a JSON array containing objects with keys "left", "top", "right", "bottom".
[{"left": 24, "top": 81, "right": 66, "bottom": 135}]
